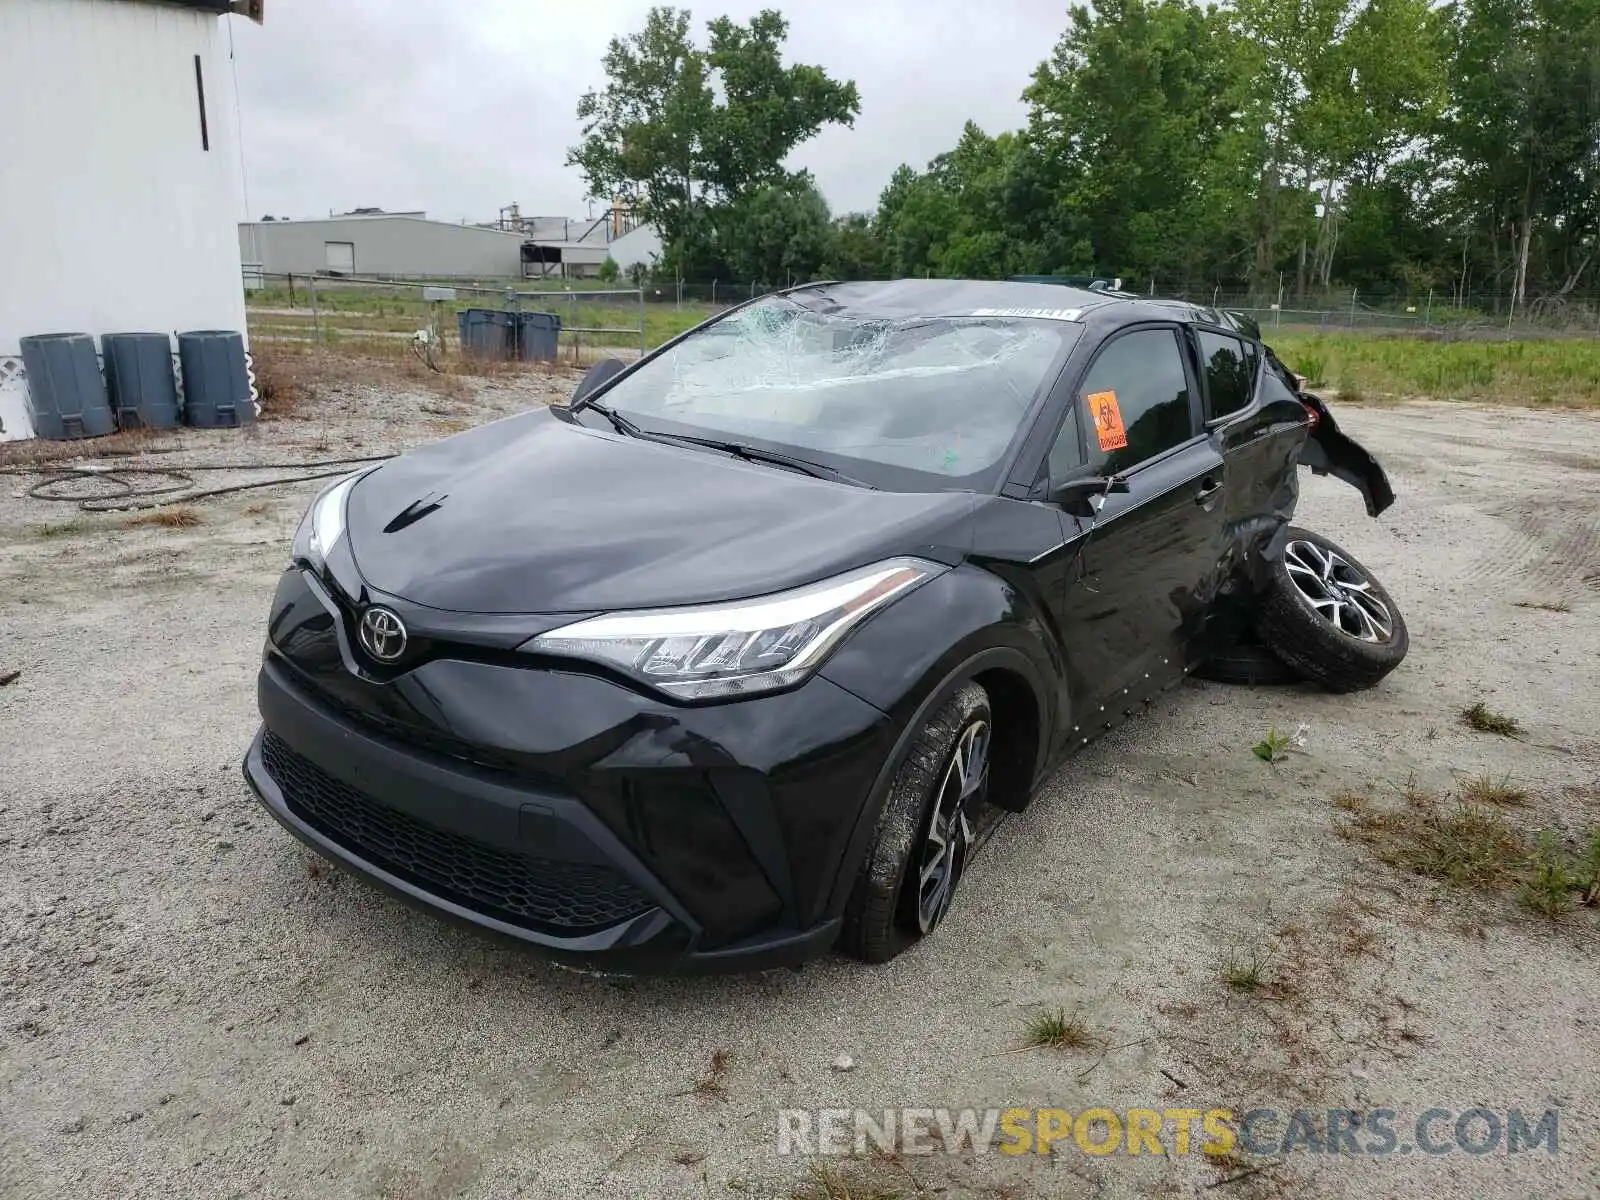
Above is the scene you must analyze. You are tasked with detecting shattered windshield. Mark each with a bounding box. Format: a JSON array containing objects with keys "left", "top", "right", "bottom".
[{"left": 596, "top": 297, "right": 1076, "bottom": 488}]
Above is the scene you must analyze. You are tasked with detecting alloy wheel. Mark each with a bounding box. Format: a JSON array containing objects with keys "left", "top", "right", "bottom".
[
  {"left": 914, "top": 718, "right": 990, "bottom": 933},
  {"left": 1284, "top": 539, "right": 1394, "bottom": 643}
]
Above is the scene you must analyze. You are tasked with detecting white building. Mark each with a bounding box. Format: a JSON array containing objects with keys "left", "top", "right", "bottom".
[
  {"left": 607, "top": 224, "right": 663, "bottom": 275},
  {"left": 240, "top": 212, "right": 620, "bottom": 281},
  {"left": 0, "top": 0, "right": 257, "bottom": 441},
  {"left": 241, "top": 213, "right": 532, "bottom": 279}
]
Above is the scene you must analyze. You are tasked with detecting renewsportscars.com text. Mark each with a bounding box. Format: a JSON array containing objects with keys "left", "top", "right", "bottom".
[{"left": 776, "top": 1106, "right": 1560, "bottom": 1158}]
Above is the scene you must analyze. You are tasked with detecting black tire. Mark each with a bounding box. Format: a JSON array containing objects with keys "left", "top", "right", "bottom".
[
  {"left": 838, "top": 681, "right": 990, "bottom": 964},
  {"left": 1193, "top": 628, "right": 1305, "bottom": 686},
  {"left": 1255, "top": 526, "right": 1408, "bottom": 693}
]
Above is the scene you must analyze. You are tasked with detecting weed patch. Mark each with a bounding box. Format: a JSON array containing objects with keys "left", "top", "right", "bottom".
[
  {"left": 123, "top": 506, "right": 203, "bottom": 529},
  {"left": 1518, "top": 834, "right": 1576, "bottom": 918},
  {"left": 1457, "top": 772, "right": 1527, "bottom": 807},
  {"left": 1577, "top": 832, "right": 1600, "bottom": 905},
  {"left": 250, "top": 343, "right": 307, "bottom": 419},
  {"left": 790, "top": 1160, "right": 903, "bottom": 1200},
  {"left": 1220, "top": 944, "right": 1278, "bottom": 994},
  {"left": 1019, "top": 1007, "right": 1101, "bottom": 1051},
  {"left": 1462, "top": 701, "right": 1521, "bottom": 737},
  {"left": 1349, "top": 799, "right": 1525, "bottom": 889},
  {"left": 1337, "top": 782, "right": 1600, "bottom": 920}
]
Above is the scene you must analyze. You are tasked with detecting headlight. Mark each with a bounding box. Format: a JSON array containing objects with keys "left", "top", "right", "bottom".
[
  {"left": 526, "top": 557, "right": 943, "bottom": 700},
  {"left": 292, "top": 473, "right": 362, "bottom": 569}
]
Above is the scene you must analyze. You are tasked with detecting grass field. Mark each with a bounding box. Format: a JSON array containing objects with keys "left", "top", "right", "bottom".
[{"left": 1267, "top": 330, "right": 1600, "bottom": 407}]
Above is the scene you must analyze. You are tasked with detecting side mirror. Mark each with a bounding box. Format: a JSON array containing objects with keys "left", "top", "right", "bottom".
[
  {"left": 572, "top": 357, "right": 627, "bottom": 404},
  {"left": 1051, "top": 474, "right": 1129, "bottom": 519}
]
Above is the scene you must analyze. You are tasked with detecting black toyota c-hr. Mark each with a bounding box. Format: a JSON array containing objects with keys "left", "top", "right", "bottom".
[{"left": 243, "top": 279, "right": 1403, "bottom": 972}]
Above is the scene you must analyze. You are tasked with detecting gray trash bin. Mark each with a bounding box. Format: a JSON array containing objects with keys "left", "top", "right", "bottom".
[
  {"left": 178, "top": 330, "right": 254, "bottom": 428},
  {"left": 515, "top": 311, "right": 562, "bottom": 363},
  {"left": 18, "top": 333, "right": 115, "bottom": 440},
  {"left": 457, "top": 309, "right": 517, "bottom": 359},
  {"left": 102, "top": 333, "right": 180, "bottom": 430}
]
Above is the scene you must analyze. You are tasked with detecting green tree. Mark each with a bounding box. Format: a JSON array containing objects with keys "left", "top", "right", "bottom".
[
  {"left": 1248, "top": 0, "right": 1452, "bottom": 294},
  {"left": 719, "top": 173, "right": 834, "bottom": 284},
  {"left": 568, "top": 7, "right": 859, "bottom": 270},
  {"left": 568, "top": 8, "right": 711, "bottom": 255},
  {"left": 874, "top": 125, "right": 1060, "bottom": 279},
  {"left": 873, "top": 164, "right": 952, "bottom": 277},
  {"left": 819, "top": 212, "right": 888, "bottom": 280},
  {"left": 1026, "top": 0, "right": 1259, "bottom": 289},
  {"left": 1442, "top": 0, "right": 1600, "bottom": 310}
]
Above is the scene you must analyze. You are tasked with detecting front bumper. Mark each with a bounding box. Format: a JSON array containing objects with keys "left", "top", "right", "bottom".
[{"left": 243, "top": 572, "right": 896, "bottom": 971}]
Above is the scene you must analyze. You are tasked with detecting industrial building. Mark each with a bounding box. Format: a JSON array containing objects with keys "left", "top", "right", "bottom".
[
  {"left": 0, "top": 0, "right": 258, "bottom": 441},
  {"left": 239, "top": 209, "right": 658, "bottom": 282}
]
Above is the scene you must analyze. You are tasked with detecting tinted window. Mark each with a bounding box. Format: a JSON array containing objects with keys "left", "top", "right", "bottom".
[
  {"left": 1198, "top": 332, "right": 1255, "bottom": 419},
  {"left": 1076, "top": 329, "right": 1194, "bottom": 474},
  {"left": 1046, "top": 402, "right": 1084, "bottom": 483}
]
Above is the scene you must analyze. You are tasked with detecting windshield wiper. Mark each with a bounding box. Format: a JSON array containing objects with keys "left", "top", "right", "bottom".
[
  {"left": 581, "top": 399, "right": 645, "bottom": 439},
  {"left": 659, "top": 434, "right": 876, "bottom": 489},
  {"left": 579, "top": 402, "right": 873, "bottom": 488}
]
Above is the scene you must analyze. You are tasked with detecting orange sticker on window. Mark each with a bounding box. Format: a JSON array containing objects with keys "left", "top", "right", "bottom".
[{"left": 1087, "top": 390, "right": 1128, "bottom": 452}]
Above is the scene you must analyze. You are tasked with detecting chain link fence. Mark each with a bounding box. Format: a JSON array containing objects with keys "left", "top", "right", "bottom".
[
  {"left": 1108, "top": 283, "right": 1600, "bottom": 338},
  {"left": 244, "top": 273, "right": 650, "bottom": 364}
]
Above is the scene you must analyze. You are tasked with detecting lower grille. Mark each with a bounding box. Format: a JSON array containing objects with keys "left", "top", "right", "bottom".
[{"left": 260, "top": 732, "right": 653, "bottom": 934}]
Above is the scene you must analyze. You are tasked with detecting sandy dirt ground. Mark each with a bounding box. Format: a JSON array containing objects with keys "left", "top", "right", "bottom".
[{"left": 1, "top": 370, "right": 1597, "bottom": 1200}]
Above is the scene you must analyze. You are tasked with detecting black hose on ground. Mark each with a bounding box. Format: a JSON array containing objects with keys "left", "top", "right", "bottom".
[{"left": 0, "top": 455, "right": 396, "bottom": 512}]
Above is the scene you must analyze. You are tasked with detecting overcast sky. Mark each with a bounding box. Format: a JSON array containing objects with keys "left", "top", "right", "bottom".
[{"left": 229, "top": 1, "right": 1068, "bottom": 224}]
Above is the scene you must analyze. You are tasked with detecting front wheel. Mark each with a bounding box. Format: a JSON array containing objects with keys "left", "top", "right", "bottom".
[
  {"left": 1255, "top": 526, "right": 1408, "bottom": 692},
  {"left": 838, "top": 682, "right": 991, "bottom": 963}
]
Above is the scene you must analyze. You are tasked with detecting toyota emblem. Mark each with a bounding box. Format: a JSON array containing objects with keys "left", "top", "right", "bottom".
[{"left": 359, "top": 606, "right": 408, "bottom": 662}]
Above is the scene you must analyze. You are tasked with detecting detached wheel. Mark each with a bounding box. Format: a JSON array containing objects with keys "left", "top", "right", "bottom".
[
  {"left": 1256, "top": 527, "right": 1408, "bottom": 692},
  {"left": 838, "top": 682, "right": 990, "bottom": 963}
]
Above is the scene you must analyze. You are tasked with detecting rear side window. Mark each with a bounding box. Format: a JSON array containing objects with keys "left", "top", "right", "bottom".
[
  {"left": 1198, "top": 332, "right": 1255, "bottom": 419},
  {"left": 1075, "top": 328, "right": 1194, "bottom": 474}
]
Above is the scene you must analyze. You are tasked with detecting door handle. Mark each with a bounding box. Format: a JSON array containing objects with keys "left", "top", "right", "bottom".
[{"left": 1194, "top": 478, "right": 1223, "bottom": 505}]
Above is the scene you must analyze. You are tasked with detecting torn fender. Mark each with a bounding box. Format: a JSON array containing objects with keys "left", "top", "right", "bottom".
[
  {"left": 1297, "top": 392, "right": 1394, "bottom": 517},
  {"left": 1260, "top": 346, "right": 1393, "bottom": 518}
]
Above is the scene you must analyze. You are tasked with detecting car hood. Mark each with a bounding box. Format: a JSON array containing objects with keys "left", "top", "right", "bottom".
[{"left": 345, "top": 408, "right": 976, "bottom": 614}]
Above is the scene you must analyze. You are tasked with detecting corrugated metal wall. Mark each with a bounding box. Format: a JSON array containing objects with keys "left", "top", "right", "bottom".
[
  {"left": 0, "top": 0, "right": 248, "bottom": 355},
  {"left": 239, "top": 217, "right": 531, "bottom": 279}
]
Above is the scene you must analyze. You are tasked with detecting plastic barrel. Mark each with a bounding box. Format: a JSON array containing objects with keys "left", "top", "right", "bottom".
[
  {"left": 456, "top": 309, "right": 516, "bottom": 359},
  {"left": 102, "top": 333, "right": 179, "bottom": 431},
  {"left": 177, "top": 330, "right": 254, "bottom": 428},
  {"left": 514, "top": 312, "right": 562, "bottom": 363},
  {"left": 18, "top": 333, "right": 115, "bottom": 440}
]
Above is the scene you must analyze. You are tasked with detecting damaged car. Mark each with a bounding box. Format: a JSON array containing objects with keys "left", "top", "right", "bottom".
[{"left": 242, "top": 279, "right": 1406, "bottom": 972}]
